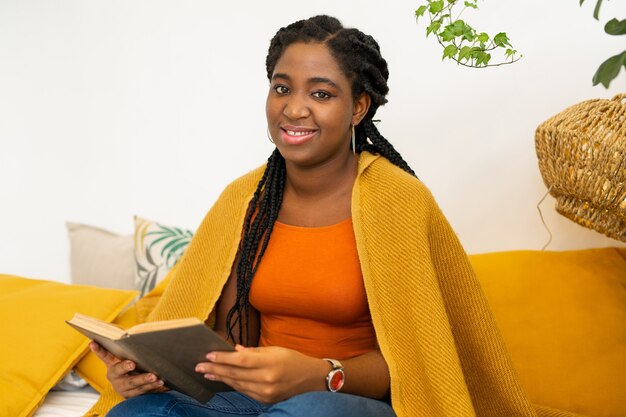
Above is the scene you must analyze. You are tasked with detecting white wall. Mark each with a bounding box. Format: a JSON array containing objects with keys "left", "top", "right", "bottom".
[{"left": 1, "top": 0, "right": 625, "bottom": 283}]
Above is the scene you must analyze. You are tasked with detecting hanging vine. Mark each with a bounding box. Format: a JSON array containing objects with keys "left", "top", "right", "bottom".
[
  {"left": 415, "top": 0, "right": 521, "bottom": 68},
  {"left": 415, "top": 0, "right": 624, "bottom": 87}
]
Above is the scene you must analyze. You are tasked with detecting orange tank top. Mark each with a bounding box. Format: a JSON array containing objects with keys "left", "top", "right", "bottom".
[{"left": 249, "top": 218, "right": 377, "bottom": 360}]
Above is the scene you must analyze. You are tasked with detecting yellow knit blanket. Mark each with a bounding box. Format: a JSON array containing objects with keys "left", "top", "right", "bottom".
[{"left": 86, "top": 152, "right": 582, "bottom": 417}]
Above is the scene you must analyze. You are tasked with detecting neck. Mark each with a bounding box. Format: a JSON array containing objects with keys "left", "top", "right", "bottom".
[{"left": 284, "top": 152, "right": 358, "bottom": 199}]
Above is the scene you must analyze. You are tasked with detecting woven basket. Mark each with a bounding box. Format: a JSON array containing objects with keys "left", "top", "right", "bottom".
[{"left": 535, "top": 93, "right": 626, "bottom": 242}]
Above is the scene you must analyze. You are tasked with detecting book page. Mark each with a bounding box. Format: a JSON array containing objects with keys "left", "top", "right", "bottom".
[
  {"left": 67, "top": 313, "right": 126, "bottom": 340},
  {"left": 127, "top": 317, "right": 203, "bottom": 335}
]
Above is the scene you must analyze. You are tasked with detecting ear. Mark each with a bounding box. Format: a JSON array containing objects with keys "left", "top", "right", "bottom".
[{"left": 352, "top": 93, "right": 371, "bottom": 126}]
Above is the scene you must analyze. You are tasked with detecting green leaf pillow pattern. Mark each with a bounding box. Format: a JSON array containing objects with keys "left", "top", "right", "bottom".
[{"left": 134, "top": 216, "right": 194, "bottom": 296}]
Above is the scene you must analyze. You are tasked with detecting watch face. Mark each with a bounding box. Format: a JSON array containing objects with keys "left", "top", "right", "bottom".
[{"left": 328, "top": 369, "right": 345, "bottom": 392}]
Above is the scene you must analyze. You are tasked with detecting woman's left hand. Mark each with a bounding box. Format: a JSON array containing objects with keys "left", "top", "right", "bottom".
[{"left": 195, "top": 345, "right": 327, "bottom": 404}]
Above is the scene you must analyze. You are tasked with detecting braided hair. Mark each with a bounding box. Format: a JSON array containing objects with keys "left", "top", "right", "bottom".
[{"left": 226, "top": 15, "right": 415, "bottom": 344}]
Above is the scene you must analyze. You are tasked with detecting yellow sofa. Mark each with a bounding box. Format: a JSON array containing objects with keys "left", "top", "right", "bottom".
[
  {"left": 2, "top": 247, "right": 625, "bottom": 417},
  {"left": 471, "top": 248, "right": 626, "bottom": 417}
]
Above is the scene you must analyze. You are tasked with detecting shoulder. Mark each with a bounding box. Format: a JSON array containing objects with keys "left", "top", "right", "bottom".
[
  {"left": 194, "top": 164, "right": 266, "bottom": 235},
  {"left": 358, "top": 153, "right": 435, "bottom": 208},
  {"left": 218, "top": 164, "right": 266, "bottom": 202}
]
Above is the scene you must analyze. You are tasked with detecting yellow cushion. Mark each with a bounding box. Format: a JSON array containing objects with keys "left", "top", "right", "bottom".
[
  {"left": 0, "top": 274, "right": 137, "bottom": 417},
  {"left": 470, "top": 248, "right": 626, "bottom": 417},
  {"left": 74, "top": 274, "right": 170, "bottom": 393}
]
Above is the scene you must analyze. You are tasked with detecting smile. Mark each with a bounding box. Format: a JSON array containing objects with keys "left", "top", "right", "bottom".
[
  {"left": 280, "top": 127, "right": 318, "bottom": 145},
  {"left": 286, "top": 130, "right": 315, "bottom": 136}
]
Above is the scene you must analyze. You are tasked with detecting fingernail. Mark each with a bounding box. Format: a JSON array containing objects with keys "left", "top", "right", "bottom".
[
  {"left": 157, "top": 380, "right": 164, "bottom": 386},
  {"left": 206, "top": 353, "right": 216, "bottom": 361},
  {"left": 195, "top": 365, "right": 204, "bottom": 373},
  {"left": 125, "top": 362, "right": 134, "bottom": 370},
  {"left": 205, "top": 374, "right": 216, "bottom": 380}
]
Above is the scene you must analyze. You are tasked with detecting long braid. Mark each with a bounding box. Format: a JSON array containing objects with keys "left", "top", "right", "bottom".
[
  {"left": 226, "top": 149, "right": 285, "bottom": 343},
  {"left": 226, "top": 16, "right": 415, "bottom": 344},
  {"left": 327, "top": 28, "right": 415, "bottom": 177},
  {"left": 359, "top": 119, "right": 416, "bottom": 176}
]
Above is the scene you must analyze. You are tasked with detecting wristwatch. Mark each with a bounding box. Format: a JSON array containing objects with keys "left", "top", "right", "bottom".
[{"left": 323, "top": 358, "right": 345, "bottom": 392}]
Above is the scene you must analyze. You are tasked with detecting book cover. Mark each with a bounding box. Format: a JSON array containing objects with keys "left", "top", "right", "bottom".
[{"left": 66, "top": 313, "right": 235, "bottom": 403}]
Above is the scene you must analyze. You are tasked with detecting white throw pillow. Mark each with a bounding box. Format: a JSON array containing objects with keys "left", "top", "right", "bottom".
[{"left": 66, "top": 222, "right": 135, "bottom": 290}]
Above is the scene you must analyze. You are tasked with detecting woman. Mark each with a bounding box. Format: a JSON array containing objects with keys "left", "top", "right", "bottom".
[{"left": 90, "top": 15, "right": 539, "bottom": 417}]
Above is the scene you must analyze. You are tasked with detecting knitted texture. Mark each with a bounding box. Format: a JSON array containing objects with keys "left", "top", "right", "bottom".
[{"left": 84, "top": 153, "right": 582, "bottom": 417}]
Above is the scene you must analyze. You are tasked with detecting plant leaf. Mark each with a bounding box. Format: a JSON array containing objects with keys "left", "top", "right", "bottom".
[
  {"left": 147, "top": 234, "right": 174, "bottom": 249},
  {"left": 472, "top": 50, "right": 490, "bottom": 66},
  {"left": 144, "top": 246, "right": 157, "bottom": 266},
  {"left": 430, "top": 0, "right": 445, "bottom": 14},
  {"left": 426, "top": 21, "right": 442, "bottom": 37},
  {"left": 605, "top": 18, "right": 626, "bottom": 36},
  {"left": 136, "top": 262, "right": 148, "bottom": 274},
  {"left": 493, "top": 32, "right": 511, "bottom": 47},
  {"left": 158, "top": 225, "right": 178, "bottom": 235},
  {"left": 440, "top": 27, "right": 456, "bottom": 41},
  {"left": 452, "top": 20, "right": 467, "bottom": 36},
  {"left": 160, "top": 237, "right": 188, "bottom": 257},
  {"left": 143, "top": 269, "right": 158, "bottom": 295},
  {"left": 461, "top": 23, "right": 475, "bottom": 41},
  {"left": 413, "top": 1, "right": 520, "bottom": 69},
  {"left": 443, "top": 44, "right": 459, "bottom": 60},
  {"left": 458, "top": 46, "right": 473, "bottom": 62},
  {"left": 164, "top": 241, "right": 190, "bottom": 267},
  {"left": 415, "top": 5, "right": 428, "bottom": 22},
  {"left": 592, "top": 50, "right": 626, "bottom": 88},
  {"left": 593, "top": 0, "right": 603, "bottom": 20}
]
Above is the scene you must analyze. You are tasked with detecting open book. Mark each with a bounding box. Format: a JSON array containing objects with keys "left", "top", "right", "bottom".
[{"left": 66, "top": 313, "right": 234, "bottom": 403}]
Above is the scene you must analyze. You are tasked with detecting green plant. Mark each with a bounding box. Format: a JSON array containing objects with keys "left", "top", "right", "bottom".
[
  {"left": 415, "top": 0, "right": 521, "bottom": 68},
  {"left": 580, "top": 0, "right": 626, "bottom": 88},
  {"left": 414, "top": 0, "right": 625, "bottom": 87}
]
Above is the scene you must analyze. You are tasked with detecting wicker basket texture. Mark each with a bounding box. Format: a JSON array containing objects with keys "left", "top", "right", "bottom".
[{"left": 535, "top": 94, "right": 626, "bottom": 242}]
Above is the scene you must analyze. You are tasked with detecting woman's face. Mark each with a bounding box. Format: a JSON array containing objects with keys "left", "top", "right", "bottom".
[{"left": 266, "top": 42, "right": 369, "bottom": 168}]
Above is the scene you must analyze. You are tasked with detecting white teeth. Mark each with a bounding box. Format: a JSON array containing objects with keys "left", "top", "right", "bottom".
[{"left": 286, "top": 130, "right": 314, "bottom": 136}]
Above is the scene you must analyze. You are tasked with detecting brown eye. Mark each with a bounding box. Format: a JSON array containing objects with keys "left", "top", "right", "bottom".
[
  {"left": 312, "top": 91, "right": 331, "bottom": 100},
  {"left": 274, "top": 85, "right": 289, "bottom": 95}
]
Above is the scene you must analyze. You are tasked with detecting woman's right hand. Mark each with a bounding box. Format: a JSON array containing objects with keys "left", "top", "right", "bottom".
[{"left": 89, "top": 341, "right": 166, "bottom": 398}]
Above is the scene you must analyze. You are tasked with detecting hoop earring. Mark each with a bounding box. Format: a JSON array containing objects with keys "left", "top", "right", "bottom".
[
  {"left": 267, "top": 128, "right": 274, "bottom": 144},
  {"left": 351, "top": 124, "right": 356, "bottom": 155}
]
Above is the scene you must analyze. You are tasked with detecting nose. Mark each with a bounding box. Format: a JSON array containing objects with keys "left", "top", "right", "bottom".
[{"left": 282, "top": 93, "right": 310, "bottom": 120}]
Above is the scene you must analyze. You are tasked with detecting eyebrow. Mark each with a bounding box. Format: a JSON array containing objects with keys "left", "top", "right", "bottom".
[{"left": 272, "top": 73, "right": 340, "bottom": 90}]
